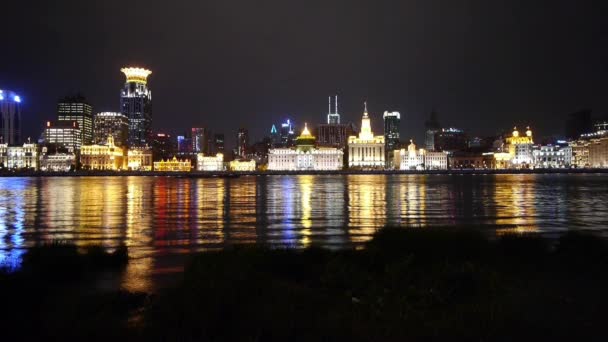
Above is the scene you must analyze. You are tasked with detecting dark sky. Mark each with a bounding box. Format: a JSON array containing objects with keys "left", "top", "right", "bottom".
[{"left": 2, "top": 0, "right": 607, "bottom": 147}]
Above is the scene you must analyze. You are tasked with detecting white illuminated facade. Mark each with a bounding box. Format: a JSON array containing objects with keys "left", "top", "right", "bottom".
[
  {"left": 533, "top": 145, "right": 572, "bottom": 168},
  {"left": 40, "top": 146, "right": 76, "bottom": 171},
  {"left": 393, "top": 140, "right": 448, "bottom": 170},
  {"left": 0, "top": 142, "right": 39, "bottom": 169},
  {"left": 268, "top": 124, "right": 343, "bottom": 171},
  {"left": 347, "top": 103, "right": 385, "bottom": 168},
  {"left": 197, "top": 153, "right": 225, "bottom": 171}
]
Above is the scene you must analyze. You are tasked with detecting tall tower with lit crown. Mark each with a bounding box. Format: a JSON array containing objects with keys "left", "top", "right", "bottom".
[
  {"left": 120, "top": 67, "right": 152, "bottom": 147},
  {"left": 0, "top": 89, "right": 22, "bottom": 145}
]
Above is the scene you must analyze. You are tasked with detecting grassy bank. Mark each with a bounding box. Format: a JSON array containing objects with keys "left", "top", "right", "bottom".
[{"left": 2, "top": 230, "right": 608, "bottom": 340}]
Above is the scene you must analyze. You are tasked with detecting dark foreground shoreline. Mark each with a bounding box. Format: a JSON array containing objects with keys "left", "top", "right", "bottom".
[
  {"left": 1, "top": 168, "right": 608, "bottom": 177},
  {"left": 2, "top": 228, "right": 608, "bottom": 341}
]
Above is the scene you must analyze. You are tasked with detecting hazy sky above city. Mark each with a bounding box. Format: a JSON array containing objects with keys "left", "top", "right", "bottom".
[{"left": 1, "top": 0, "right": 607, "bottom": 146}]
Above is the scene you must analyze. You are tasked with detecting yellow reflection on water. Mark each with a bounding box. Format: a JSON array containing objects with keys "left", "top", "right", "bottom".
[
  {"left": 299, "top": 175, "right": 313, "bottom": 247},
  {"left": 401, "top": 175, "right": 427, "bottom": 227},
  {"left": 347, "top": 175, "right": 386, "bottom": 242},
  {"left": 494, "top": 175, "right": 538, "bottom": 234}
]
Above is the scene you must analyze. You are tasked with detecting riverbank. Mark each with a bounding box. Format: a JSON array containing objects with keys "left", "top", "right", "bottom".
[
  {"left": 1, "top": 167, "right": 608, "bottom": 177},
  {"left": 2, "top": 229, "right": 607, "bottom": 340}
]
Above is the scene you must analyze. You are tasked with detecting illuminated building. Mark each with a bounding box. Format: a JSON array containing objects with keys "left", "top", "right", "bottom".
[
  {"left": 280, "top": 119, "right": 296, "bottom": 147},
  {"left": 506, "top": 126, "right": 534, "bottom": 167},
  {"left": 383, "top": 111, "right": 401, "bottom": 168},
  {"left": 270, "top": 124, "right": 280, "bottom": 147},
  {"left": 80, "top": 136, "right": 126, "bottom": 170},
  {"left": 197, "top": 153, "right": 224, "bottom": 171},
  {"left": 128, "top": 147, "right": 153, "bottom": 171},
  {"left": 327, "top": 95, "right": 340, "bottom": 124},
  {"left": 588, "top": 138, "right": 608, "bottom": 168},
  {"left": 94, "top": 112, "right": 128, "bottom": 147},
  {"left": 424, "top": 110, "right": 441, "bottom": 151},
  {"left": 236, "top": 128, "right": 248, "bottom": 159},
  {"left": 434, "top": 127, "right": 467, "bottom": 152},
  {"left": 347, "top": 102, "right": 385, "bottom": 168},
  {"left": 152, "top": 133, "right": 175, "bottom": 161},
  {"left": 192, "top": 127, "right": 210, "bottom": 154},
  {"left": 317, "top": 96, "right": 355, "bottom": 149},
  {"left": 229, "top": 159, "right": 256, "bottom": 171},
  {"left": 39, "top": 146, "right": 76, "bottom": 171},
  {"left": 57, "top": 95, "right": 93, "bottom": 145},
  {"left": 532, "top": 144, "right": 572, "bottom": 168},
  {"left": 393, "top": 140, "right": 449, "bottom": 170},
  {"left": 177, "top": 133, "right": 192, "bottom": 156},
  {"left": 120, "top": 67, "right": 152, "bottom": 147},
  {"left": 569, "top": 140, "right": 590, "bottom": 167},
  {"left": 268, "top": 123, "right": 343, "bottom": 171},
  {"left": 43, "top": 121, "right": 82, "bottom": 150},
  {"left": 154, "top": 156, "right": 191, "bottom": 172},
  {"left": 0, "top": 89, "right": 22, "bottom": 145},
  {"left": 0, "top": 142, "right": 39, "bottom": 169}
]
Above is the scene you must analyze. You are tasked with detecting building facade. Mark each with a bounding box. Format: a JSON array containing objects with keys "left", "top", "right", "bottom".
[
  {"left": 152, "top": 133, "right": 175, "bottom": 161},
  {"left": 347, "top": 103, "right": 385, "bottom": 168},
  {"left": 94, "top": 112, "right": 128, "bottom": 147},
  {"left": 39, "top": 146, "right": 76, "bottom": 171},
  {"left": 229, "top": 159, "right": 256, "bottom": 171},
  {"left": 43, "top": 121, "right": 82, "bottom": 150},
  {"left": 154, "top": 157, "right": 191, "bottom": 172},
  {"left": 424, "top": 110, "right": 441, "bottom": 151},
  {"left": 127, "top": 147, "right": 153, "bottom": 171},
  {"left": 80, "top": 136, "right": 126, "bottom": 170},
  {"left": 268, "top": 124, "right": 343, "bottom": 171},
  {"left": 383, "top": 111, "right": 401, "bottom": 167},
  {"left": 236, "top": 128, "right": 249, "bottom": 159},
  {"left": 197, "top": 153, "right": 224, "bottom": 171},
  {"left": 0, "top": 89, "right": 22, "bottom": 145},
  {"left": 57, "top": 95, "right": 93, "bottom": 145},
  {"left": 121, "top": 67, "right": 152, "bottom": 147},
  {"left": 533, "top": 145, "right": 572, "bottom": 168},
  {"left": 588, "top": 138, "right": 608, "bottom": 168},
  {"left": 0, "top": 143, "right": 39, "bottom": 169}
]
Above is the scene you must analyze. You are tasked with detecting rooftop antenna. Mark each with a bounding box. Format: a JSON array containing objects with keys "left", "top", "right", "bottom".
[
  {"left": 335, "top": 95, "right": 338, "bottom": 114},
  {"left": 364, "top": 101, "right": 368, "bottom": 114},
  {"left": 328, "top": 96, "right": 331, "bottom": 115}
]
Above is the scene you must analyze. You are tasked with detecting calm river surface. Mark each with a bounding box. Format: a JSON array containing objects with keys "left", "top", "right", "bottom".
[{"left": 1, "top": 174, "right": 607, "bottom": 291}]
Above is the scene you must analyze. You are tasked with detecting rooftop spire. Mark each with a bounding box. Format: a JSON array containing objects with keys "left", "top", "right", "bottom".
[
  {"left": 364, "top": 101, "right": 368, "bottom": 116},
  {"left": 335, "top": 95, "right": 338, "bottom": 114}
]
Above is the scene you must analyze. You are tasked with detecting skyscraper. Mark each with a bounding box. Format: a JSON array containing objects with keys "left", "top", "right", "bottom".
[
  {"left": 43, "top": 120, "right": 82, "bottom": 150},
  {"left": 317, "top": 95, "right": 353, "bottom": 148},
  {"left": 237, "top": 128, "right": 249, "bottom": 159},
  {"left": 0, "top": 89, "right": 22, "bottom": 145},
  {"left": 57, "top": 95, "right": 93, "bottom": 145},
  {"left": 152, "top": 133, "right": 175, "bottom": 161},
  {"left": 94, "top": 112, "right": 128, "bottom": 147},
  {"left": 383, "top": 111, "right": 401, "bottom": 167},
  {"left": 280, "top": 119, "right": 296, "bottom": 147},
  {"left": 120, "top": 67, "right": 152, "bottom": 147},
  {"left": 424, "top": 110, "right": 441, "bottom": 151},
  {"left": 191, "top": 127, "right": 210, "bottom": 154},
  {"left": 327, "top": 95, "right": 340, "bottom": 124},
  {"left": 213, "top": 133, "right": 225, "bottom": 154}
]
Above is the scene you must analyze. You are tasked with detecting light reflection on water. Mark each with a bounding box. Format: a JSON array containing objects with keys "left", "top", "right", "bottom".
[{"left": 1, "top": 174, "right": 607, "bottom": 291}]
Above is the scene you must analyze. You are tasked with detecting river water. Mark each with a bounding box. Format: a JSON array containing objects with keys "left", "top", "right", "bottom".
[{"left": 1, "top": 174, "right": 607, "bottom": 291}]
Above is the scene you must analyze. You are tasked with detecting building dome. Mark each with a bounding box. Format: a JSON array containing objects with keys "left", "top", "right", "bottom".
[
  {"left": 512, "top": 127, "right": 519, "bottom": 137},
  {"left": 526, "top": 126, "right": 532, "bottom": 137},
  {"left": 296, "top": 123, "right": 316, "bottom": 150}
]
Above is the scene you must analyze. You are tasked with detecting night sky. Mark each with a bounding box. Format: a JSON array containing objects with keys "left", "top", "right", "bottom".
[{"left": 2, "top": 0, "right": 607, "bottom": 148}]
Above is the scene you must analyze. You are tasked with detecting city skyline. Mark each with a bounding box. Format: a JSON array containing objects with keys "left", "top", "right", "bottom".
[{"left": 2, "top": 1, "right": 607, "bottom": 146}]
